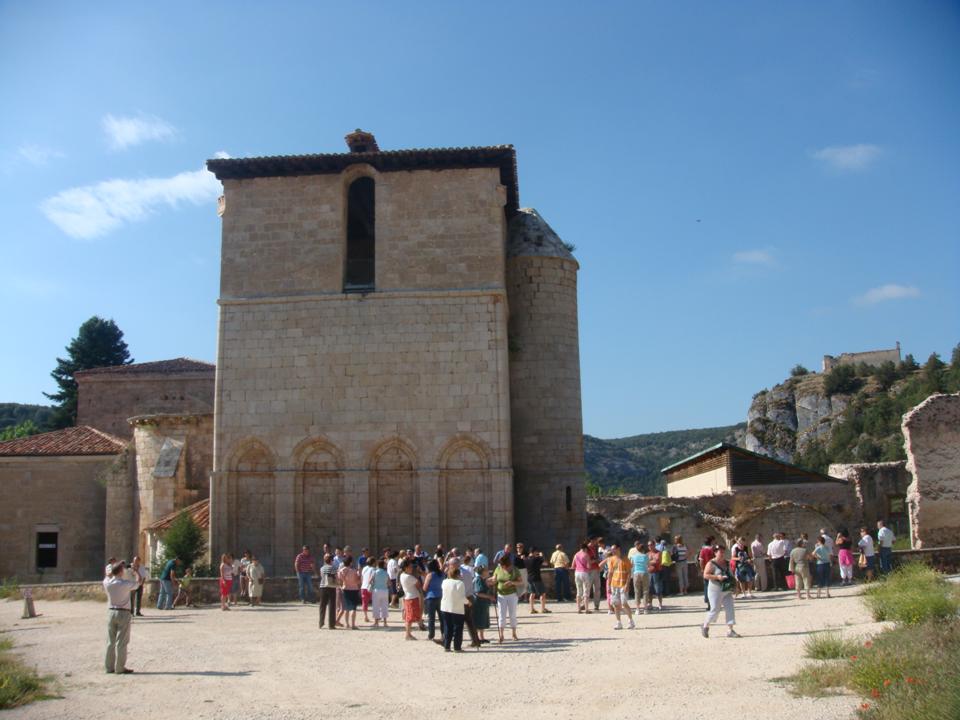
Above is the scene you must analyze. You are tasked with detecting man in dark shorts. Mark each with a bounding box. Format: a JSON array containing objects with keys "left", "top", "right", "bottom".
[{"left": 525, "top": 547, "right": 550, "bottom": 614}]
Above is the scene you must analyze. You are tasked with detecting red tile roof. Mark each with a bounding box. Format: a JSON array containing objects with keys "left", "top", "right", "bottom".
[
  {"left": 75, "top": 358, "right": 214, "bottom": 378},
  {"left": 144, "top": 498, "right": 210, "bottom": 534},
  {"left": 0, "top": 425, "right": 126, "bottom": 457}
]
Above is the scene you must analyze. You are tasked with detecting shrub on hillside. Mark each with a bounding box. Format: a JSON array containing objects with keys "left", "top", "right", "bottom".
[
  {"left": 790, "top": 364, "right": 810, "bottom": 377},
  {"left": 824, "top": 364, "right": 860, "bottom": 395}
]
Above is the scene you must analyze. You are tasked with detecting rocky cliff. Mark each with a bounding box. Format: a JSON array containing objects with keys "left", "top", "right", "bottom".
[{"left": 745, "top": 374, "right": 849, "bottom": 462}]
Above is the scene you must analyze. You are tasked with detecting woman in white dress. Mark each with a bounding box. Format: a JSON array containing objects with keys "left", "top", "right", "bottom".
[{"left": 247, "top": 556, "right": 265, "bottom": 606}]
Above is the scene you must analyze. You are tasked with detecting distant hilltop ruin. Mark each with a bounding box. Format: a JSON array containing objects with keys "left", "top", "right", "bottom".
[{"left": 822, "top": 342, "right": 901, "bottom": 373}]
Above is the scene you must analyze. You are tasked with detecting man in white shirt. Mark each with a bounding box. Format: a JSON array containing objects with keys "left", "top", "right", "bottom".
[
  {"left": 858, "top": 527, "right": 876, "bottom": 581},
  {"left": 767, "top": 533, "right": 789, "bottom": 591},
  {"left": 750, "top": 534, "right": 768, "bottom": 592},
  {"left": 876, "top": 520, "right": 895, "bottom": 574},
  {"left": 386, "top": 552, "right": 400, "bottom": 607},
  {"left": 103, "top": 561, "right": 139, "bottom": 674}
]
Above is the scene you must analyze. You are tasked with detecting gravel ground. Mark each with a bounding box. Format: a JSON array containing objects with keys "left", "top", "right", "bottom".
[{"left": 1, "top": 584, "right": 882, "bottom": 720}]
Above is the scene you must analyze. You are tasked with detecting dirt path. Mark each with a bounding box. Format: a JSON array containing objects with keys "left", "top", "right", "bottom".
[{"left": 1, "top": 585, "right": 882, "bottom": 720}]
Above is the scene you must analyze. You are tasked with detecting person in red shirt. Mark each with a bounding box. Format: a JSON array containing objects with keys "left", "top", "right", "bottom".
[
  {"left": 587, "top": 538, "right": 602, "bottom": 612},
  {"left": 698, "top": 537, "right": 715, "bottom": 607}
]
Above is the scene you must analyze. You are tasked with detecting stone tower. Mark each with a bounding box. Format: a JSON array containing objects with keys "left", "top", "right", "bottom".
[{"left": 506, "top": 209, "right": 586, "bottom": 552}]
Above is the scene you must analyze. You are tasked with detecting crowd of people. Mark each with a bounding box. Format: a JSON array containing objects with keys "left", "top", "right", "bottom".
[{"left": 100, "top": 520, "right": 897, "bottom": 670}]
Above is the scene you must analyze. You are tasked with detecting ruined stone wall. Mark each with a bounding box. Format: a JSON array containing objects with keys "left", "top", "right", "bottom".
[
  {"left": 829, "top": 461, "right": 910, "bottom": 535},
  {"left": 77, "top": 373, "right": 214, "bottom": 439},
  {"left": 132, "top": 414, "right": 213, "bottom": 557},
  {"left": 903, "top": 393, "right": 960, "bottom": 548},
  {"left": 507, "top": 254, "right": 585, "bottom": 552},
  {"left": 822, "top": 346, "right": 900, "bottom": 372},
  {"left": 0, "top": 455, "right": 112, "bottom": 582},
  {"left": 212, "top": 167, "right": 514, "bottom": 572},
  {"left": 103, "top": 447, "right": 137, "bottom": 562}
]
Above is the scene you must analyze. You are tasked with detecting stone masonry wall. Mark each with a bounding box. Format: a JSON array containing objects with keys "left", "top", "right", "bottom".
[
  {"left": 77, "top": 373, "right": 214, "bottom": 439},
  {"left": 829, "top": 461, "right": 910, "bottom": 536},
  {"left": 903, "top": 393, "right": 960, "bottom": 548},
  {"left": 0, "top": 455, "right": 112, "bottom": 582},
  {"left": 507, "top": 255, "right": 585, "bottom": 552},
  {"left": 212, "top": 165, "right": 514, "bottom": 572}
]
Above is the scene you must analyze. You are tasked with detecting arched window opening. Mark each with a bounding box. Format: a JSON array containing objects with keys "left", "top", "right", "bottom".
[
  {"left": 344, "top": 176, "right": 375, "bottom": 291},
  {"left": 565, "top": 485, "right": 572, "bottom": 512}
]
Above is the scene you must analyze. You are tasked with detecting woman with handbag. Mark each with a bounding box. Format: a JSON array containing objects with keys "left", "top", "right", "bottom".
[{"left": 701, "top": 545, "right": 740, "bottom": 638}]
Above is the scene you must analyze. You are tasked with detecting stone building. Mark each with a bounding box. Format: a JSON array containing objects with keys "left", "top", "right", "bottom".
[
  {"left": 0, "top": 426, "right": 126, "bottom": 582},
  {"left": 205, "top": 131, "right": 585, "bottom": 570},
  {"left": 822, "top": 343, "right": 901, "bottom": 373}
]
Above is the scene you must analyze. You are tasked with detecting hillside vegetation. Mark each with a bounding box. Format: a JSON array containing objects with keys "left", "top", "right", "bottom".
[
  {"left": 0, "top": 403, "right": 54, "bottom": 440},
  {"left": 585, "top": 423, "right": 746, "bottom": 496}
]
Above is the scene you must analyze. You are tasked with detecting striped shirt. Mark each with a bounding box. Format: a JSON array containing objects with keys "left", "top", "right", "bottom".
[{"left": 295, "top": 552, "right": 315, "bottom": 573}]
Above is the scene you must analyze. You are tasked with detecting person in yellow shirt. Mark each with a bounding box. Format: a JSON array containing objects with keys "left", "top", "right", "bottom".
[
  {"left": 549, "top": 544, "right": 571, "bottom": 602},
  {"left": 599, "top": 544, "right": 635, "bottom": 630}
]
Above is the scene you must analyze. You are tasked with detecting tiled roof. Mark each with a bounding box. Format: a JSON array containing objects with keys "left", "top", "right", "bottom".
[
  {"left": 0, "top": 425, "right": 126, "bottom": 457},
  {"left": 207, "top": 144, "right": 520, "bottom": 215},
  {"left": 75, "top": 358, "right": 214, "bottom": 378},
  {"left": 144, "top": 498, "right": 210, "bottom": 534}
]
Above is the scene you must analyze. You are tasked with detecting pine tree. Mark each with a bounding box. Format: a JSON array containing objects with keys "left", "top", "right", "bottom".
[{"left": 44, "top": 317, "right": 132, "bottom": 428}]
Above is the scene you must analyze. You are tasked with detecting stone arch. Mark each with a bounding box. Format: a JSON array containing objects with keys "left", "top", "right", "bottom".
[
  {"left": 620, "top": 503, "right": 726, "bottom": 548},
  {"left": 734, "top": 501, "right": 836, "bottom": 544},
  {"left": 228, "top": 437, "right": 276, "bottom": 571},
  {"left": 369, "top": 437, "right": 418, "bottom": 551},
  {"left": 294, "top": 437, "right": 345, "bottom": 551},
  {"left": 437, "top": 436, "right": 491, "bottom": 550}
]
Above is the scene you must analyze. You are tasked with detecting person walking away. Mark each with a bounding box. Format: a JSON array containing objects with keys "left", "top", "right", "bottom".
[
  {"left": 750, "top": 534, "right": 768, "bottom": 592},
  {"left": 572, "top": 543, "right": 593, "bottom": 614},
  {"left": 701, "top": 546, "right": 739, "bottom": 638},
  {"left": 630, "top": 540, "right": 651, "bottom": 613},
  {"left": 104, "top": 561, "right": 139, "bottom": 674},
  {"left": 550, "top": 544, "right": 571, "bottom": 602},
  {"left": 819, "top": 527, "right": 835, "bottom": 561},
  {"left": 219, "top": 554, "right": 233, "bottom": 611},
  {"left": 876, "top": 520, "right": 895, "bottom": 574},
  {"left": 472, "top": 565, "right": 494, "bottom": 644},
  {"left": 440, "top": 566, "right": 470, "bottom": 652},
  {"left": 788, "top": 539, "right": 812, "bottom": 600},
  {"left": 647, "top": 541, "right": 664, "bottom": 611},
  {"left": 294, "top": 546, "right": 316, "bottom": 604},
  {"left": 768, "top": 533, "right": 789, "bottom": 591},
  {"left": 318, "top": 553, "right": 338, "bottom": 629},
  {"left": 836, "top": 529, "right": 855, "bottom": 586},
  {"left": 858, "top": 527, "right": 876, "bottom": 582},
  {"left": 493, "top": 555, "right": 523, "bottom": 643},
  {"left": 600, "top": 544, "right": 635, "bottom": 630},
  {"left": 371, "top": 560, "right": 390, "bottom": 628},
  {"left": 423, "top": 559, "right": 444, "bottom": 642},
  {"left": 812, "top": 537, "right": 832, "bottom": 599},
  {"left": 157, "top": 557, "right": 181, "bottom": 610},
  {"left": 360, "top": 557, "right": 376, "bottom": 623},
  {"left": 673, "top": 536, "right": 689, "bottom": 594},
  {"left": 337, "top": 555, "right": 361, "bottom": 629},
  {"left": 129, "top": 556, "right": 148, "bottom": 616},
  {"left": 525, "top": 547, "right": 550, "bottom": 614},
  {"left": 698, "top": 537, "right": 715, "bottom": 606},
  {"left": 247, "top": 556, "right": 265, "bottom": 606},
  {"left": 399, "top": 558, "right": 422, "bottom": 641}
]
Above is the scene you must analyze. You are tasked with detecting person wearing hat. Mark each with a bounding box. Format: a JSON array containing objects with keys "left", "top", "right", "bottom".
[{"left": 103, "top": 561, "right": 139, "bottom": 674}]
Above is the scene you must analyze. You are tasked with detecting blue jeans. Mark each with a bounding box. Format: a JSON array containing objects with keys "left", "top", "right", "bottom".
[
  {"left": 554, "top": 568, "right": 571, "bottom": 601},
  {"left": 879, "top": 547, "right": 893, "bottom": 573},
  {"left": 297, "top": 572, "right": 314, "bottom": 602},
  {"left": 157, "top": 579, "right": 174, "bottom": 609},
  {"left": 425, "top": 597, "right": 441, "bottom": 639}
]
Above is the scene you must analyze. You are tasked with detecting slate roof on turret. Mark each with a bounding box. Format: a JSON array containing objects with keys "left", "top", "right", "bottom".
[
  {"left": 207, "top": 144, "right": 520, "bottom": 215},
  {"left": 0, "top": 425, "right": 126, "bottom": 457},
  {"left": 507, "top": 208, "right": 576, "bottom": 260},
  {"left": 75, "top": 358, "right": 215, "bottom": 378}
]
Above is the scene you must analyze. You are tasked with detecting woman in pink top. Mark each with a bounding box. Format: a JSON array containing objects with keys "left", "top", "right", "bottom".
[
  {"left": 572, "top": 543, "right": 593, "bottom": 614},
  {"left": 336, "top": 556, "right": 362, "bottom": 630}
]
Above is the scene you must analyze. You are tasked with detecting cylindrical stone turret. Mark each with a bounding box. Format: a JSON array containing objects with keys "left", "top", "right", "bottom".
[{"left": 506, "top": 208, "right": 585, "bottom": 553}]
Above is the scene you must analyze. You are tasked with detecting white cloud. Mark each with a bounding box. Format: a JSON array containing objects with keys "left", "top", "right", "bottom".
[
  {"left": 811, "top": 144, "right": 882, "bottom": 171},
  {"left": 733, "top": 249, "right": 776, "bottom": 266},
  {"left": 40, "top": 165, "right": 222, "bottom": 239},
  {"left": 102, "top": 113, "right": 177, "bottom": 150},
  {"left": 17, "top": 144, "right": 64, "bottom": 166},
  {"left": 855, "top": 284, "right": 920, "bottom": 306}
]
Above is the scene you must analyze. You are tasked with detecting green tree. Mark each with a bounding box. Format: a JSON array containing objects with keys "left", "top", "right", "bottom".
[
  {"left": 159, "top": 511, "right": 206, "bottom": 570},
  {"left": 0, "top": 420, "right": 41, "bottom": 441},
  {"left": 922, "top": 353, "right": 945, "bottom": 393},
  {"left": 951, "top": 343, "right": 960, "bottom": 368},
  {"left": 874, "top": 361, "right": 898, "bottom": 391},
  {"left": 824, "top": 364, "right": 860, "bottom": 396},
  {"left": 899, "top": 354, "right": 919, "bottom": 374},
  {"left": 44, "top": 317, "right": 132, "bottom": 429},
  {"left": 790, "top": 364, "right": 810, "bottom": 377}
]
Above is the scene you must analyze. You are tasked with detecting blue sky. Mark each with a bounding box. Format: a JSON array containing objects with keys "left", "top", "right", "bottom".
[{"left": 1, "top": 2, "right": 957, "bottom": 438}]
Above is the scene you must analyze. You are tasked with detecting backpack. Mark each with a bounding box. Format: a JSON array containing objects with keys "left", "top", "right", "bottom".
[{"left": 661, "top": 549, "right": 673, "bottom": 567}]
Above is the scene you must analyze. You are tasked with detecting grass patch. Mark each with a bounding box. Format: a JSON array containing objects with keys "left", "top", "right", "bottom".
[
  {"left": 0, "top": 578, "right": 19, "bottom": 600},
  {"left": 803, "top": 630, "right": 861, "bottom": 660},
  {"left": 862, "top": 562, "right": 960, "bottom": 624},
  {"left": 781, "top": 660, "right": 851, "bottom": 697},
  {"left": 0, "top": 635, "right": 55, "bottom": 710}
]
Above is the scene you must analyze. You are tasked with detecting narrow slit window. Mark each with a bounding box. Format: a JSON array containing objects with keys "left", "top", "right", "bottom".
[
  {"left": 344, "top": 176, "right": 375, "bottom": 291},
  {"left": 565, "top": 485, "right": 572, "bottom": 512}
]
